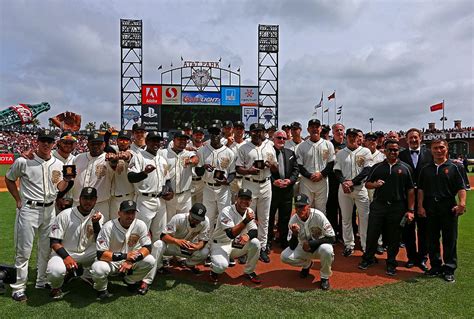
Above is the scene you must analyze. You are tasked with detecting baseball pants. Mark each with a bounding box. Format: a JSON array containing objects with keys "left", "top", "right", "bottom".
[
  {"left": 280, "top": 243, "right": 334, "bottom": 279},
  {"left": 11, "top": 203, "right": 55, "bottom": 294},
  {"left": 203, "top": 184, "right": 231, "bottom": 237},
  {"left": 165, "top": 190, "right": 192, "bottom": 222},
  {"left": 46, "top": 245, "right": 96, "bottom": 289},
  {"left": 109, "top": 193, "right": 135, "bottom": 220},
  {"left": 135, "top": 194, "right": 167, "bottom": 242},
  {"left": 191, "top": 179, "right": 204, "bottom": 205},
  {"left": 210, "top": 238, "right": 261, "bottom": 275},
  {"left": 300, "top": 177, "right": 328, "bottom": 214},
  {"left": 242, "top": 179, "right": 272, "bottom": 249},
  {"left": 90, "top": 255, "right": 155, "bottom": 292},
  {"left": 338, "top": 185, "right": 370, "bottom": 251}
]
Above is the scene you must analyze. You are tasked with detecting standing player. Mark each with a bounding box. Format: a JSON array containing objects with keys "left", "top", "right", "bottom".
[
  {"left": 5, "top": 129, "right": 71, "bottom": 302},
  {"left": 284, "top": 122, "right": 303, "bottom": 152},
  {"left": 190, "top": 127, "right": 206, "bottom": 205},
  {"left": 228, "top": 121, "right": 247, "bottom": 201},
  {"left": 53, "top": 131, "right": 77, "bottom": 212},
  {"left": 130, "top": 123, "right": 147, "bottom": 153}
]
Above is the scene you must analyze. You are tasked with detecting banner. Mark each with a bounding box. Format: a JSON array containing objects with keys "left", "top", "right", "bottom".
[
  {"left": 240, "top": 87, "right": 258, "bottom": 106},
  {"left": 142, "top": 84, "right": 162, "bottom": 105},
  {"left": 0, "top": 153, "right": 14, "bottom": 164},
  {"left": 242, "top": 106, "right": 258, "bottom": 130},
  {"left": 221, "top": 87, "right": 240, "bottom": 106},
  {"left": 9, "top": 104, "right": 33, "bottom": 124},
  {"left": 162, "top": 86, "right": 181, "bottom": 105},
  {"left": 182, "top": 92, "right": 221, "bottom": 105},
  {"left": 141, "top": 105, "right": 160, "bottom": 130}
]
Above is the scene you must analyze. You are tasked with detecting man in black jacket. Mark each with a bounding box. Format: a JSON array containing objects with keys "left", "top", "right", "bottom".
[
  {"left": 398, "top": 128, "right": 432, "bottom": 271},
  {"left": 268, "top": 130, "right": 299, "bottom": 250}
]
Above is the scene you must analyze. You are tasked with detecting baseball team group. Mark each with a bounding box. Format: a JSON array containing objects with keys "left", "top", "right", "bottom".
[{"left": 4, "top": 118, "right": 468, "bottom": 302}]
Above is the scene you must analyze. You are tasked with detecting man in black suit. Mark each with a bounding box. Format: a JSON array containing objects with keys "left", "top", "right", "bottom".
[
  {"left": 398, "top": 128, "right": 433, "bottom": 271},
  {"left": 268, "top": 130, "right": 299, "bottom": 250}
]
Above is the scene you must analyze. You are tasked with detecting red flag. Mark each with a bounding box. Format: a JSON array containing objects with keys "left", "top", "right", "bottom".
[
  {"left": 430, "top": 102, "right": 444, "bottom": 112},
  {"left": 327, "top": 92, "right": 335, "bottom": 100}
]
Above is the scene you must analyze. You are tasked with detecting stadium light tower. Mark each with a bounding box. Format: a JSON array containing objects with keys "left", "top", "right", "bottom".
[{"left": 369, "top": 117, "right": 374, "bottom": 132}]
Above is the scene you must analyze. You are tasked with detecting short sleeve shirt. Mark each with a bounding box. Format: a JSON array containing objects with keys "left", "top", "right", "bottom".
[
  {"left": 287, "top": 208, "right": 335, "bottom": 242},
  {"left": 197, "top": 144, "right": 236, "bottom": 183},
  {"left": 212, "top": 205, "right": 258, "bottom": 243},
  {"left": 96, "top": 218, "right": 151, "bottom": 253},
  {"left": 163, "top": 213, "right": 210, "bottom": 242}
]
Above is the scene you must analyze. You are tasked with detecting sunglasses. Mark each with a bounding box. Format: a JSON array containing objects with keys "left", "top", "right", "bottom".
[
  {"left": 387, "top": 148, "right": 399, "bottom": 152},
  {"left": 274, "top": 136, "right": 285, "bottom": 140}
]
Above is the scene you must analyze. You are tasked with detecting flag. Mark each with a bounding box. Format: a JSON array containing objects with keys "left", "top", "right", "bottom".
[
  {"left": 337, "top": 110, "right": 342, "bottom": 115},
  {"left": 219, "top": 57, "right": 222, "bottom": 62},
  {"left": 327, "top": 91, "right": 336, "bottom": 100},
  {"left": 314, "top": 92, "right": 323, "bottom": 109},
  {"left": 228, "top": 63, "right": 231, "bottom": 68},
  {"left": 157, "top": 65, "right": 162, "bottom": 70},
  {"left": 430, "top": 102, "right": 444, "bottom": 112},
  {"left": 237, "top": 67, "right": 240, "bottom": 72},
  {"left": 337, "top": 105, "right": 343, "bottom": 110},
  {"left": 180, "top": 56, "right": 183, "bottom": 61},
  {"left": 324, "top": 108, "right": 329, "bottom": 113}
]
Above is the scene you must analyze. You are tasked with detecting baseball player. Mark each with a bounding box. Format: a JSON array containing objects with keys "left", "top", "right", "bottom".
[
  {"left": 161, "top": 132, "right": 199, "bottom": 222},
  {"left": 228, "top": 121, "right": 247, "bottom": 201},
  {"left": 72, "top": 132, "right": 113, "bottom": 221},
  {"left": 128, "top": 131, "right": 172, "bottom": 242},
  {"left": 296, "top": 119, "right": 335, "bottom": 213},
  {"left": 221, "top": 120, "right": 234, "bottom": 147},
  {"left": 5, "top": 129, "right": 71, "bottom": 302},
  {"left": 189, "top": 126, "right": 206, "bottom": 205},
  {"left": 144, "top": 203, "right": 210, "bottom": 284},
  {"left": 284, "top": 121, "right": 304, "bottom": 152},
  {"left": 168, "top": 122, "right": 194, "bottom": 150},
  {"left": 46, "top": 187, "right": 103, "bottom": 299},
  {"left": 91, "top": 200, "right": 155, "bottom": 299},
  {"left": 196, "top": 122, "right": 236, "bottom": 237},
  {"left": 52, "top": 131, "right": 77, "bottom": 212},
  {"left": 130, "top": 123, "right": 147, "bottom": 153},
  {"left": 280, "top": 194, "right": 335, "bottom": 290},
  {"left": 334, "top": 128, "right": 372, "bottom": 256},
  {"left": 236, "top": 123, "right": 278, "bottom": 263},
  {"left": 209, "top": 188, "right": 262, "bottom": 284}
]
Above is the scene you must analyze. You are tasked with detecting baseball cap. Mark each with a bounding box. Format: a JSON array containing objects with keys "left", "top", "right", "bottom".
[
  {"left": 307, "top": 119, "right": 321, "bottom": 127},
  {"left": 249, "top": 123, "right": 265, "bottom": 131},
  {"left": 117, "top": 130, "right": 132, "bottom": 140},
  {"left": 120, "top": 200, "right": 137, "bottom": 212},
  {"left": 321, "top": 125, "right": 331, "bottom": 134},
  {"left": 174, "top": 131, "right": 190, "bottom": 139},
  {"left": 182, "top": 122, "right": 192, "bottom": 130},
  {"left": 146, "top": 131, "right": 163, "bottom": 140},
  {"left": 365, "top": 132, "right": 377, "bottom": 140},
  {"left": 346, "top": 128, "right": 359, "bottom": 136},
  {"left": 223, "top": 120, "right": 233, "bottom": 128},
  {"left": 234, "top": 121, "right": 245, "bottom": 128},
  {"left": 267, "top": 125, "right": 277, "bottom": 132},
  {"left": 238, "top": 188, "right": 252, "bottom": 199},
  {"left": 88, "top": 132, "right": 104, "bottom": 142},
  {"left": 375, "top": 131, "right": 384, "bottom": 137},
  {"left": 210, "top": 119, "right": 223, "bottom": 126},
  {"left": 80, "top": 187, "right": 97, "bottom": 198},
  {"left": 208, "top": 123, "right": 222, "bottom": 135},
  {"left": 290, "top": 122, "right": 302, "bottom": 130},
  {"left": 194, "top": 126, "right": 205, "bottom": 134},
  {"left": 60, "top": 131, "right": 77, "bottom": 141},
  {"left": 38, "top": 129, "right": 56, "bottom": 141},
  {"left": 189, "top": 203, "right": 207, "bottom": 221},
  {"left": 294, "top": 193, "right": 310, "bottom": 207},
  {"left": 281, "top": 124, "right": 290, "bottom": 130},
  {"left": 132, "top": 123, "right": 146, "bottom": 132}
]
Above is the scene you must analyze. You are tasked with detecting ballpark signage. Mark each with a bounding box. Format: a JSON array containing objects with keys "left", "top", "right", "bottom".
[
  {"left": 162, "top": 86, "right": 181, "bottom": 105},
  {"left": 142, "top": 84, "right": 162, "bottom": 105},
  {"left": 183, "top": 61, "right": 219, "bottom": 68},
  {"left": 141, "top": 105, "right": 160, "bottom": 130},
  {"left": 182, "top": 92, "right": 221, "bottom": 105},
  {"left": 240, "top": 87, "right": 258, "bottom": 106},
  {"left": 0, "top": 153, "right": 14, "bottom": 165},
  {"left": 242, "top": 106, "right": 258, "bottom": 131},
  {"left": 221, "top": 87, "right": 240, "bottom": 106},
  {"left": 423, "top": 131, "right": 474, "bottom": 141}
]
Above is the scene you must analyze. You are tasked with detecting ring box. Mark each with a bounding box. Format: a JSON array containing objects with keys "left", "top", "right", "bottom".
[
  {"left": 62, "top": 165, "right": 77, "bottom": 178},
  {"left": 253, "top": 160, "right": 265, "bottom": 169},
  {"left": 213, "top": 169, "right": 225, "bottom": 180}
]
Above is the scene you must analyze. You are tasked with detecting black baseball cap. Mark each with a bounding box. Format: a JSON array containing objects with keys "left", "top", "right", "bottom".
[
  {"left": 132, "top": 123, "right": 146, "bottom": 132},
  {"left": 194, "top": 126, "right": 205, "bottom": 134},
  {"left": 234, "top": 121, "right": 245, "bottom": 128},
  {"left": 267, "top": 125, "right": 277, "bottom": 132},
  {"left": 375, "top": 131, "right": 385, "bottom": 137},
  {"left": 120, "top": 200, "right": 137, "bottom": 212},
  {"left": 238, "top": 188, "right": 252, "bottom": 199},
  {"left": 38, "top": 129, "right": 56, "bottom": 141},
  {"left": 211, "top": 119, "right": 223, "bottom": 126},
  {"left": 321, "top": 125, "right": 331, "bottom": 134},
  {"left": 208, "top": 123, "right": 222, "bottom": 135},
  {"left": 346, "top": 128, "right": 359, "bottom": 136},
  {"left": 249, "top": 123, "right": 265, "bottom": 131},
  {"left": 88, "top": 132, "right": 104, "bottom": 142},
  {"left": 174, "top": 132, "right": 190, "bottom": 139},
  {"left": 294, "top": 193, "right": 310, "bottom": 207},
  {"left": 282, "top": 124, "right": 290, "bottom": 130},
  {"left": 80, "top": 187, "right": 97, "bottom": 198},
  {"left": 182, "top": 122, "right": 192, "bottom": 130},
  {"left": 365, "top": 132, "right": 377, "bottom": 140},
  {"left": 307, "top": 119, "right": 321, "bottom": 127},
  {"left": 290, "top": 122, "right": 302, "bottom": 129},
  {"left": 60, "top": 131, "right": 77, "bottom": 141},
  {"left": 146, "top": 131, "right": 163, "bottom": 140},
  {"left": 190, "top": 203, "right": 206, "bottom": 221},
  {"left": 118, "top": 130, "right": 132, "bottom": 140},
  {"left": 223, "top": 120, "right": 233, "bottom": 128}
]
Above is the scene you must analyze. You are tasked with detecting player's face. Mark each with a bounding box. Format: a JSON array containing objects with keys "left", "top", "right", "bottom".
[
  {"left": 365, "top": 137, "right": 377, "bottom": 151},
  {"left": 184, "top": 129, "right": 193, "bottom": 136},
  {"left": 188, "top": 215, "right": 201, "bottom": 228},
  {"left": 250, "top": 129, "right": 264, "bottom": 144},
  {"left": 307, "top": 124, "right": 321, "bottom": 141},
  {"left": 79, "top": 196, "right": 97, "bottom": 212},
  {"left": 267, "top": 130, "right": 275, "bottom": 138},
  {"left": 37, "top": 138, "right": 55, "bottom": 155},
  {"left": 133, "top": 130, "right": 146, "bottom": 143},
  {"left": 387, "top": 132, "right": 399, "bottom": 141},
  {"left": 88, "top": 141, "right": 105, "bottom": 156},
  {"left": 273, "top": 134, "right": 286, "bottom": 149},
  {"left": 209, "top": 131, "right": 222, "bottom": 146},
  {"left": 291, "top": 127, "right": 301, "bottom": 138},
  {"left": 384, "top": 143, "right": 399, "bottom": 162},
  {"left": 357, "top": 132, "right": 364, "bottom": 146},
  {"left": 117, "top": 138, "right": 131, "bottom": 151},
  {"left": 431, "top": 141, "right": 448, "bottom": 161},
  {"left": 58, "top": 140, "right": 76, "bottom": 154},
  {"left": 222, "top": 126, "right": 233, "bottom": 137},
  {"left": 192, "top": 132, "right": 204, "bottom": 142},
  {"left": 234, "top": 126, "right": 244, "bottom": 138},
  {"left": 295, "top": 205, "right": 310, "bottom": 221},
  {"left": 346, "top": 134, "right": 358, "bottom": 148},
  {"left": 173, "top": 137, "right": 188, "bottom": 151},
  {"left": 332, "top": 125, "right": 345, "bottom": 141},
  {"left": 236, "top": 196, "right": 252, "bottom": 211},
  {"left": 407, "top": 131, "right": 421, "bottom": 150},
  {"left": 145, "top": 138, "right": 161, "bottom": 154},
  {"left": 118, "top": 210, "right": 136, "bottom": 228}
]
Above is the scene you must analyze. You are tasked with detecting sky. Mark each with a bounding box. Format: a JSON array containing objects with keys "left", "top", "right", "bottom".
[{"left": 0, "top": 0, "right": 473, "bottom": 133}]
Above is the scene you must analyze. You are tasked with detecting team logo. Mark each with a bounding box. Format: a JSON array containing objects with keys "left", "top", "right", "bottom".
[
  {"left": 86, "top": 224, "right": 94, "bottom": 238},
  {"left": 322, "top": 149, "right": 330, "bottom": 161},
  {"left": 444, "top": 168, "right": 449, "bottom": 175},
  {"left": 356, "top": 155, "right": 365, "bottom": 167},
  {"left": 116, "top": 160, "right": 125, "bottom": 174},
  {"left": 310, "top": 227, "right": 322, "bottom": 239},
  {"left": 397, "top": 169, "right": 402, "bottom": 174},
  {"left": 127, "top": 234, "right": 140, "bottom": 248},
  {"left": 220, "top": 157, "right": 230, "bottom": 169},
  {"left": 51, "top": 170, "right": 61, "bottom": 184},
  {"left": 95, "top": 164, "right": 107, "bottom": 178},
  {"left": 266, "top": 152, "right": 275, "bottom": 164},
  {"left": 51, "top": 224, "right": 60, "bottom": 232}
]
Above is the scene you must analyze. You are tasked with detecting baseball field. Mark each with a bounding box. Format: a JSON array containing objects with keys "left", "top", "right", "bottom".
[{"left": 0, "top": 171, "right": 473, "bottom": 317}]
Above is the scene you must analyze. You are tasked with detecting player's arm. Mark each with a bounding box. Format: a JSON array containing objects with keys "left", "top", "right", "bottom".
[
  {"left": 307, "top": 236, "right": 336, "bottom": 252},
  {"left": 224, "top": 211, "right": 255, "bottom": 239},
  {"left": 5, "top": 177, "right": 21, "bottom": 208},
  {"left": 50, "top": 238, "right": 78, "bottom": 270},
  {"left": 320, "top": 161, "right": 334, "bottom": 178},
  {"left": 351, "top": 166, "right": 372, "bottom": 186},
  {"left": 298, "top": 164, "right": 313, "bottom": 179},
  {"left": 333, "top": 169, "right": 345, "bottom": 184}
]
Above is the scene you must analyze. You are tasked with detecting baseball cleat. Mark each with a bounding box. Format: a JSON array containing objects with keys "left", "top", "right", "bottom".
[
  {"left": 300, "top": 261, "right": 313, "bottom": 278},
  {"left": 320, "top": 278, "right": 330, "bottom": 291},
  {"left": 443, "top": 273, "right": 455, "bottom": 283},
  {"left": 137, "top": 281, "right": 149, "bottom": 295},
  {"left": 210, "top": 271, "right": 219, "bottom": 284},
  {"left": 418, "top": 261, "right": 429, "bottom": 272},
  {"left": 343, "top": 247, "right": 354, "bottom": 257},
  {"left": 188, "top": 266, "right": 202, "bottom": 275},
  {"left": 245, "top": 272, "right": 262, "bottom": 284},
  {"left": 35, "top": 282, "right": 51, "bottom": 289},
  {"left": 12, "top": 291, "right": 28, "bottom": 302},
  {"left": 50, "top": 288, "right": 67, "bottom": 300},
  {"left": 96, "top": 289, "right": 113, "bottom": 301},
  {"left": 405, "top": 260, "right": 416, "bottom": 268},
  {"left": 358, "top": 258, "right": 378, "bottom": 270},
  {"left": 386, "top": 266, "right": 397, "bottom": 276},
  {"left": 259, "top": 249, "right": 270, "bottom": 263},
  {"left": 425, "top": 268, "right": 442, "bottom": 278},
  {"left": 204, "top": 257, "right": 212, "bottom": 267},
  {"left": 229, "top": 259, "right": 236, "bottom": 267},
  {"left": 375, "top": 245, "right": 385, "bottom": 255}
]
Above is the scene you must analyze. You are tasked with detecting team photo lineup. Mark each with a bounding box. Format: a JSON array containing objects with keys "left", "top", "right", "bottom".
[{"left": 3, "top": 118, "right": 469, "bottom": 302}]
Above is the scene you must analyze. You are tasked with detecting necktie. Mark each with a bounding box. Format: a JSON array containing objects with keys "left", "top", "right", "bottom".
[
  {"left": 411, "top": 149, "right": 419, "bottom": 167},
  {"left": 410, "top": 150, "right": 419, "bottom": 154},
  {"left": 278, "top": 151, "right": 285, "bottom": 179}
]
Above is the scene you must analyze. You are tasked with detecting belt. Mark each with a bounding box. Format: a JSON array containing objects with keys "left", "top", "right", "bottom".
[
  {"left": 244, "top": 177, "right": 269, "bottom": 184},
  {"left": 176, "top": 190, "right": 191, "bottom": 195},
  {"left": 206, "top": 182, "right": 222, "bottom": 187},
  {"left": 141, "top": 192, "right": 161, "bottom": 198},
  {"left": 114, "top": 193, "right": 132, "bottom": 198},
  {"left": 192, "top": 177, "right": 202, "bottom": 181},
  {"left": 26, "top": 200, "right": 54, "bottom": 207},
  {"left": 235, "top": 176, "right": 243, "bottom": 179}
]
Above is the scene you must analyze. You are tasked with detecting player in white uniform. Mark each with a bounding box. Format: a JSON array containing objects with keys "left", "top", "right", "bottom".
[
  {"left": 52, "top": 131, "right": 77, "bottom": 212},
  {"left": 161, "top": 132, "right": 199, "bottom": 222},
  {"left": 130, "top": 123, "right": 147, "bottom": 153},
  {"left": 128, "top": 131, "right": 172, "bottom": 242},
  {"left": 46, "top": 187, "right": 103, "bottom": 299},
  {"left": 334, "top": 128, "right": 372, "bottom": 256},
  {"left": 144, "top": 203, "right": 210, "bottom": 284},
  {"left": 91, "top": 200, "right": 155, "bottom": 299},
  {"left": 5, "top": 129, "right": 71, "bottom": 302},
  {"left": 284, "top": 121, "right": 304, "bottom": 152},
  {"left": 281, "top": 194, "right": 335, "bottom": 290},
  {"left": 196, "top": 123, "right": 236, "bottom": 237},
  {"left": 72, "top": 132, "right": 113, "bottom": 221},
  {"left": 189, "top": 127, "right": 206, "bottom": 205},
  {"left": 236, "top": 123, "right": 277, "bottom": 263},
  {"left": 228, "top": 121, "right": 247, "bottom": 201},
  {"left": 296, "top": 119, "right": 335, "bottom": 213},
  {"left": 209, "top": 189, "right": 262, "bottom": 284}
]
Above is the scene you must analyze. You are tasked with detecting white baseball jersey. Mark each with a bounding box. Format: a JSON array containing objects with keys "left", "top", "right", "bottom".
[
  {"left": 284, "top": 139, "right": 303, "bottom": 153},
  {"left": 52, "top": 150, "right": 75, "bottom": 165},
  {"left": 72, "top": 153, "right": 113, "bottom": 203},
  {"left": 197, "top": 144, "right": 236, "bottom": 183},
  {"left": 228, "top": 140, "right": 246, "bottom": 154},
  {"left": 236, "top": 139, "right": 276, "bottom": 180},
  {"left": 160, "top": 148, "right": 197, "bottom": 193},
  {"left": 334, "top": 146, "right": 372, "bottom": 180},
  {"left": 296, "top": 138, "right": 335, "bottom": 174},
  {"left": 111, "top": 158, "right": 135, "bottom": 196},
  {"left": 212, "top": 205, "right": 258, "bottom": 244},
  {"left": 50, "top": 207, "right": 102, "bottom": 253},
  {"left": 287, "top": 208, "right": 335, "bottom": 242},
  {"left": 6, "top": 154, "right": 63, "bottom": 203},
  {"left": 163, "top": 213, "right": 210, "bottom": 242},
  {"left": 96, "top": 218, "right": 151, "bottom": 253},
  {"left": 130, "top": 143, "right": 146, "bottom": 154},
  {"left": 128, "top": 150, "right": 169, "bottom": 194},
  {"left": 370, "top": 149, "right": 386, "bottom": 165}
]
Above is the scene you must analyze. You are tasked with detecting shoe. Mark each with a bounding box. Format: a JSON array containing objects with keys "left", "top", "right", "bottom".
[
  {"left": 50, "top": 288, "right": 66, "bottom": 300},
  {"left": 443, "top": 273, "right": 455, "bottom": 283},
  {"left": 425, "top": 268, "right": 442, "bottom": 277},
  {"left": 124, "top": 281, "right": 139, "bottom": 292},
  {"left": 35, "top": 282, "right": 52, "bottom": 289},
  {"left": 162, "top": 259, "right": 170, "bottom": 267},
  {"left": 358, "top": 258, "right": 378, "bottom": 270},
  {"left": 343, "top": 247, "right": 354, "bottom": 257},
  {"left": 137, "top": 281, "right": 149, "bottom": 295},
  {"left": 229, "top": 259, "right": 236, "bottom": 267},
  {"left": 188, "top": 266, "right": 202, "bottom": 275},
  {"left": 96, "top": 290, "right": 113, "bottom": 300},
  {"left": 178, "top": 259, "right": 187, "bottom": 268},
  {"left": 320, "top": 278, "right": 330, "bottom": 291},
  {"left": 210, "top": 271, "right": 219, "bottom": 284},
  {"left": 245, "top": 272, "right": 262, "bottom": 284},
  {"left": 259, "top": 249, "right": 270, "bottom": 263},
  {"left": 204, "top": 257, "right": 212, "bottom": 267},
  {"left": 376, "top": 245, "right": 384, "bottom": 255},
  {"left": 300, "top": 261, "right": 313, "bottom": 278},
  {"left": 12, "top": 291, "right": 28, "bottom": 302},
  {"left": 418, "top": 260, "right": 429, "bottom": 272},
  {"left": 386, "top": 266, "right": 397, "bottom": 276},
  {"left": 157, "top": 267, "right": 171, "bottom": 275},
  {"left": 405, "top": 260, "right": 416, "bottom": 268},
  {"left": 238, "top": 255, "right": 247, "bottom": 264}
]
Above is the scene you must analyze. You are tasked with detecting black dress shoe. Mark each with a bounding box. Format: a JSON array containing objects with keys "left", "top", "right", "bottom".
[{"left": 405, "top": 260, "right": 416, "bottom": 268}]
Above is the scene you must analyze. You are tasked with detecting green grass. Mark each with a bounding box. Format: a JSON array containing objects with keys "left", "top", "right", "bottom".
[
  {"left": 0, "top": 164, "right": 10, "bottom": 177},
  {"left": 0, "top": 191, "right": 473, "bottom": 317}
]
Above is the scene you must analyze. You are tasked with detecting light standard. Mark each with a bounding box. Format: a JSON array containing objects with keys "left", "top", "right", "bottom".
[{"left": 369, "top": 118, "right": 374, "bottom": 132}]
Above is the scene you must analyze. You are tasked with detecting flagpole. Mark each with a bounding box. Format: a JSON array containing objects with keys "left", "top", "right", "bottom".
[
  {"left": 334, "top": 93, "right": 337, "bottom": 125},
  {"left": 321, "top": 92, "right": 324, "bottom": 124},
  {"left": 442, "top": 99, "right": 445, "bottom": 130}
]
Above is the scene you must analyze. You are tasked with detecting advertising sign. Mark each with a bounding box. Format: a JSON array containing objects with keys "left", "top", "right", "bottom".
[
  {"left": 123, "top": 109, "right": 140, "bottom": 121},
  {"left": 141, "top": 105, "right": 160, "bottom": 130},
  {"left": 221, "top": 87, "right": 240, "bottom": 106},
  {"left": 182, "top": 92, "right": 221, "bottom": 105},
  {"left": 162, "top": 86, "right": 181, "bottom": 105},
  {"left": 242, "top": 106, "right": 258, "bottom": 131},
  {"left": 0, "top": 153, "right": 14, "bottom": 165},
  {"left": 240, "top": 87, "right": 258, "bottom": 106},
  {"left": 142, "top": 84, "right": 162, "bottom": 105}
]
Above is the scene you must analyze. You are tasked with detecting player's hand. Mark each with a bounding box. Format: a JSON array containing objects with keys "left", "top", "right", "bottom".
[
  {"left": 405, "top": 211, "right": 415, "bottom": 222},
  {"left": 247, "top": 167, "right": 260, "bottom": 175},
  {"left": 238, "top": 234, "right": 249, "bottom": 246},
  {"left": 175, "top": 239, "right": 192, "bottom": 249},
  {"left": 452, "top": 204, "right": 466, "bottom": 216},
  {"left": 126, "top": 250, "right": 142, "bottom": 261},
  {"left": 162, "top": 191, "right": 174, "bottom": 201},
  {"left": 203, "top": 164, "right": 214, "bottom": 172},
  {"left": 417, "top": 206, "right": 427, "bottom": 218},
  {"left": 105, "top": 152, "right": 118, "bottom": 161},
  {"left": 373, "top": 180, "right": 385, "bottom": 188},
  {"left": 144, "top": 164, "right": 156, "bottom": 174},
  {"left": 283, "top": 179, "right": 292, "bottom": 187},
  {"left": 273, "top": 179, "right": 283, "bottom": 188},
  {"left": 290, "top": 223, "right": 300, "bottom": 234},
  {"left": 21, "top": 149, "right": 35, "bottom": 160},
  {"left": 119, "top": 151, "right": 132, "bottom": 161},
  {"left": 302, "top": 241, "right": 311, "bottom": 252},
  {"left": 119, "top": 260, "right": 133, "bottom": 273},
  {"left": 16, "top": 200, "right": 22, "bottom": 209},
  {"left": 244, "top": 211, "right": 255, "bottom": 223},
  {"left": 63, "top": 256, "right": 78, "bottom": 270},
  {"left": 91, "top": 212, "right": 102, "bottom": 223},
  {"left": 227, "top": 136, "right": 234, "bottom": 146},
  {"left": 310, "top": 172, "right": 322, "bottom": 182}
]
